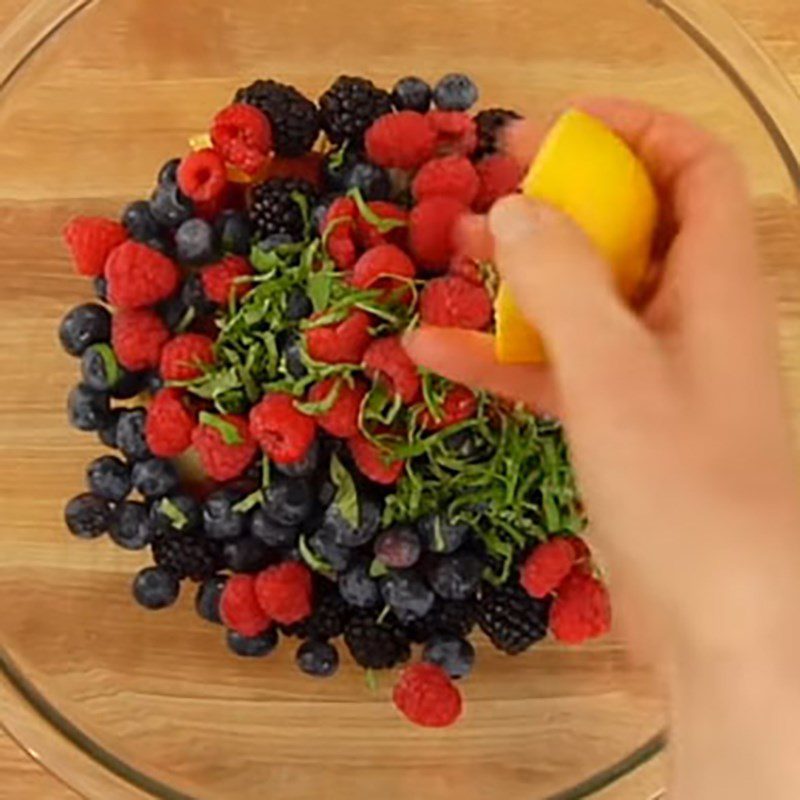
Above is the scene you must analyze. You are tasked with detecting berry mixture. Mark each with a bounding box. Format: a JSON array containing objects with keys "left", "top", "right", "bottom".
[{"left": 58, "top": 73, "right": 610, "bottom": 728}]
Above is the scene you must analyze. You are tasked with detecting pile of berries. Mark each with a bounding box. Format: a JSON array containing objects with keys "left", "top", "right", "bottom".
[{"left": 59, "top": 73, "right": 610, "bottom": 729}]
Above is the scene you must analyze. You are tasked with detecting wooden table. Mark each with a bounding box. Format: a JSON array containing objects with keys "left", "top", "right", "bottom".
[{"left": 1, "top": 1, "right": 798, "bottom": 798}]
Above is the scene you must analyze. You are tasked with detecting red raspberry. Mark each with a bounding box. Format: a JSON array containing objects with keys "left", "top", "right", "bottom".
[
  {"left": 254, "top": 562, "right": 313, "bottom": 625},
  {"left": 355, "top": 201, "right": 408, "bottom": 250},
  {"left": 569, "top": 536, "right": 592, "bottom": 564},
  {"left": 306, "top": 377, "right": 367, "bottom": 438},
  {"left": 351, "top": 244, "right": 415, "bottom": 301},
  {"left": 111, "top": 309, "right": 169, "bottom": 371},
  {"left": 220, "top": 574, "right": 272, "bottom": 637},
  {"left": 365, "top": 111, "right": 437, "bottom": 170},
  {"left": 393, "top": 663, "right": 462, "bottom": 728},
  {"left": 473, "top": 154, "right": 523, "bottom": 212},
  {"left": 348, "top": 433, "right": 406, "bottom": 485},
  {"left": 420, "top": 385, "right": 477, "bottom": 431},
  {"left": 550, "top": 569, "right": 612, "bottom": 644},
  {"left": 305, "top": 309, "right": 372, "bottom": 364},
  {"left": 159, "top": 333, "right": 215, "bottom": 381},
  {"left": 177, "top": 148, "right": 228, "bottom": 204},
  {"left": 192, "top": 414, "right": 257, "bottom": 481},
  {"left": 322, "top": 197, "right": 358, "bottom": 269},
  {"left": 200, "top": 256, "right": 253, "bottom": 305},
  {"left": 427, "top": 111, "right": 478, "bottom": 157},
  {"left": 363, "top": 336, "right": 421, "bottom": 404},
  {"left": 249, "top": 393, "right": 317, "bottom": 465},
  {"left": 409, "top": 197, "right": 466, "bottom": 271},
  {"left": 520, "top": 538, "right": 577, "bottom": 599},
  {"left": 105, "top": 241, "right": 180, "bottom": 309},
  {"left": 145, "top": 388, "right": 196, "bottom": 458},
  {"left": 265, "top": 153, "right": 323, "bottom": 187},
  {"left": 449, "top": 255, "right": 483, "bottom": 285},
  {"left": 211, "top": 103, "right": 273, "bottom": 177},
  {"left": 62, "top": 217, "right": 127, "bottom": 278},
  {"left": 420, "top": 276, "right": 493, "bottom": 330},
  {"left": 412, "top": 156, "right": 479, "bottom": 206}
]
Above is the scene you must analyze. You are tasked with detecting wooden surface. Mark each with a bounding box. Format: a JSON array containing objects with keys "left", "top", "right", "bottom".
[{"left": 1, "top": 0, "right": 798, "bottom": 798}]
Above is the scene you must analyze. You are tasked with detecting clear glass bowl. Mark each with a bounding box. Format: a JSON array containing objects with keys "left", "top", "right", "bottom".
[{"left": 1, "top": 1, "right": 798, "bottom": 798}]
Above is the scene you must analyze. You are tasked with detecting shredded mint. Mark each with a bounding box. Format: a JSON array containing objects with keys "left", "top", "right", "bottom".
[
  {"left": 198, "top": 412, "right": 243, "bottom": 445},
  {"left": 348, "top": 187, "right": 408, "bottom": 233},
  {"left": 295, "top": 379, "right": 342, "bottom": 416},
  {"left": 365, "top": 668, "right": 379, "bottom": 692},
  {"left": 159, "top": 497, "right": 189, "bottom": 531},
  {"left": 376, "top": 605, "right": 392, "bottom": 625},
  {"left": 89, "top": 344, "right": 121, "bottom": 389},
  {"left": 328, "top": 142, "right": 349, "bottom": 171},
  {"left": 233, "top": 489, "right": 265, "bottom": 514},
  {"left": 261, "top": 454, "right": 271, "bottom": 489},
  {"left": 298, "top": 534, "right": 335, "bottom": 578},
  {"left": 369, "top": 559, "right": 389, "bottom": 579},
  {"left": 307, "top": 266, "right": 335, "bottom": 313},
  {"left": 330, "top": 454, "right": 359, "bottom": 529},
  {"left": 290, "top": 190, "right": 312, "bottom": 239}
]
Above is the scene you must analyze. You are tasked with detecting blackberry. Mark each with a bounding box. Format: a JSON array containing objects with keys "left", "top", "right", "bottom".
[
  {"left": 235, "top": 79, "right": 320, "bottom": 157},
  {"left": 478, "top": 583, "right": 551, "bottom": 655},
  {"left": 151, "top": 533, "right": 220, "bottom": 581},
  {"left": 402, "top": 599, "right": 477, "bottom": 644},
  {"left": 318, "top": 76, "right": 392, "bottom": 146},
  {"left": 282, "top": 583, "right": 349, "bottom": 640},
  {"left": 474, "top": 108, "right": 522, "bottom": 158},
  {"left": 249, "top": 178, "right": 318, "bottom": 243},
  {"left": 343, "top": 614, "right": 410, "bottom": 670}
]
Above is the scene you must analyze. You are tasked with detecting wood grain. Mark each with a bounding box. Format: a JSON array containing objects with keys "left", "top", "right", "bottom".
[{"left": 0, "top": 0, "right": 798, "bottom": 798}]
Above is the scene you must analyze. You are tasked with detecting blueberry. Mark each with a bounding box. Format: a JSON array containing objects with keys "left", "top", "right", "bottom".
[
  {"left": 97, "top": 408, "right": 123, "bottom": 448},
  {"left": 282, "top": 334, "right": 308, "bottom": 380},
  {"left": 110, "top": 370, "right": 149, "bottom": 400},
  {"left": 116, "top": 407, "right": 151, "bottom": 461},
  {"left": 417, "top": 513, "right": 469, "bottom": 554},
  {"left": 258, "top": 233, "right": 295, "bottom": 252},
  {"left": 296, "top": 639, "right": 339, "bottom": 677},
  {"left": 325, "top": 493, "right": 382, "bottom": 547},
  {"left": 133, "top": 566, "right": 180, "bottom": 610},
  {"left": 122, "top": 200, "right": 162, "bottom": 242},
  {"left": 203, "top": 489, "right": 246, "bottom": 540},
  {"left": 157, "top": 157, "right": 181, "bottom": 187},
  {"left": 374, "top": 527, "right": 422, "bottom": 568},
  {"left": 214, "top": 210, "right": 252, "bottom": 256},
  {"left": 110, "top": 500, "right": 155, "bottom": 550},
  {"left": 86, "top": 455, "right": 131, "bottom": 502},
  {"left": 226, "top": 627, "right": 279, "bottom": 657},
  {"left": 80, "top": 344, "right": 122, "bottom": 392},
  {"left": 308, "top": 526, "right": 351, "bottom": 572},
  {"left": 157, "top": 292, "right": 192, "bottom": 333},
  {"left": 149, "top": 494, "right": 202, "bottom": 535},
  {"left": 175, "top": 218, "right": 219, "bottom": 266},
  {"left": 64, "top": 493, "right": 112, "bottom": 539},
  {"left": 181, "top": 272, "right": 216, "bottom": 317},
  {"left": 433, "top": 73, "right": 479, "bottom": 111},
  {"left": 345, "top": 162, "right": 391, "bottom": 201},
  {"left": 263, "top": 477, "right": 315, "bottom": 527},
  {"left": 338, "top": 560, "right": 380, "bottom": 608},
  {"left": 422, "top": 634, "right": 475, "bottom": 679},
  {"left": 250, "top": 509, "right": 298, "bottom": 548},
  {"left": 381, "top": 571, "right": 435, "bottom": 619},
  {"left": 274, "top": 438, "right": 319, "bottom": 478},
  {"left": 93, "top": 276, "right": 109, "bottom": 303},
  {"left": 322, "top": 150, "right": 358, "bottom": 192},
  {"left": 67, "top": 384, "right": 110, "bottom": 432},
  {"left": 149, "top": 183, "right": 193, "bottom": 229},
  {"left": 195, "top": 574, "right": 228, "bottom": 623},
  {"left": 222, "top": 536, "right": 274, "bottom": 573},
  {"left": 427, "top": 553, "right": 482, "bottom": 600},
  {"left": 131, "top": 458, "right": 178, "bottom": 499},
  {"left": 58, "top": 303, "right": 111, "bottom": 357},
  {"left": 391, "top": 76, "right": 432, "bottom": 112},
  {"left": 285, "top": 286, "right": 313, "bottom": 321}
]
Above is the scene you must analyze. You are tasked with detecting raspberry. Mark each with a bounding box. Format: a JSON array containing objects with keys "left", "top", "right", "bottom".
[
  {"left": 192, "top": 414, "right": 257, "bottom": 481},
  {"left": 145, "top": 388, "right": 196, "bottom": 457},
  {"left": 420, "top": 385, "right": 477, "bottom": 431},
  {"left": 365, "top": 111, "right": 436, "bottom": 170},
  {"left": 473, "top": 154, "right": 522, "bottom": 212},
  {"left": 305, "top": 309, "right": 372, "bottom": 364},
  {"left": 420, "top": 276, "right": 493, "bottom": 330},
  {"left": 306, "top": 377, "right": 367, "bottom": 438},
  {"left": 348, "top": 433, "right": 405, "bottom": 485},
  {"left": 62, "top": 217, "right": 127, "bottom": 278},
  {"left": 393, "top": 663, "right": 462, "bottom": 728},
  {"left": 550, "top": 570, "right": 612, "bottom": 644},
  {"left": 249, "top": 393, "right": 317, "bottom": 464},
  {"left": 409, "top": 197, "right": 466, "bottom": 271},
  {"left": 106, "top": 241, "right": 181, "bottom": 309},
  {"left": 412, "top": 156, "right": 479, "bottom": 206},
  {"left": 211, "top": 103, "right": 273, "bottom": 176},
  {"left": 351, "top": 244, "right": 415, "bottom": 301},
  {"left": 254, "top": 562, "right": 313, "bottom": 625},
  {"left": 322, "top": 197, "right": 358, "bottom": 269},
  {"left": 159, "top": 333, "right": 215, "bottom": 381},
  {"left": 569, "top": 536, "right": 592, "bottom": 565},
  {"left": 363, "top": 336, "right": 421, "bottom": 404},
  {"left": 448, "top": 255, "right": 483, "bottom": 285},
  {"left": 427, "top": 111, "right": 478, "bottom": 157},
  {"left": 220, "top": 574, "right": 272, "bottom": 637},
  {"left": 200, "top": 256, "right": 253, "bottom": 305},
  {"left": 112, "top": 308, "right": 169, "bottom": 371},
  {"left": 177, "top": 149, "right": 228, "bottom": 204},
  {"left": 355, "top": 202, "right": 408, "bottom": 250},
  {"left": 520, "top": 538, "right": 577, "bottom": 599}
]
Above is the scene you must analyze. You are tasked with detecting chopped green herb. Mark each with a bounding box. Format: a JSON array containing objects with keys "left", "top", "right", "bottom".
[
  {"left": 159, "top": 497, "right": 189, "bottom": 531},
  {"left": 295, "top": 379, "right": 342, "bottom": 415},
  {"left": 90, "top": 344, "right": 121, "bottom": 389},
  {"left": 348, "top": 188, "right": 408, "bottom": 233},
  {"left": 298, "top": 534, "right": 335, "bottom": 578},
  {"left": 198, "top": 411, "right": 244, "bottom": 445},
  {"left": 233, "top": 489, "right": 265, "bottom": 514},
  {"left": 330, "top": 454, "right": 359, "bottom": 529},
  {"left": 369, "top": 559, "right": 389, "bottom": 578}
]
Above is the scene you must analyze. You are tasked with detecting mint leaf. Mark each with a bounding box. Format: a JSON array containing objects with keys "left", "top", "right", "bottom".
[
  {"left": 291, "top": 190, "right": 311, "bottom": 239},
  {"left": 348, "top": 188, "right": 408, "bottom": 233},
  {"left": 365, "top": 668, "right": 379, "bottom": 692},
  {"left": 158, "top": 497, "right": 189, "bottom": 531},
  {"left": 233, "top": 489, "right": 265, "bottom": 514},
  {"left": 369, "top": 559, "right": 389, "bottom": 578},
  {"left": 307, "top": 266, "right": 334, "bottom": 313},
  {"left": 330, "top": 453, "right": 359, "bottom": 529},
  {"left": 89, "top": 344, "right": 121, "bottom": 389},
  {"left": 198, "top": 411, "right": 243, "bottom": 445},
  {"left": 295, "top": 379, "right": 342, "bottom": 416},
  {"left": 298, "top": 534, "right": 335, "bottom": 577}
]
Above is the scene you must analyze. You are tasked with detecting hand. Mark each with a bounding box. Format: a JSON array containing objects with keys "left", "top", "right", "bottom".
[{"left": 404, "top": 99, "right": 800, "bottom": 798}]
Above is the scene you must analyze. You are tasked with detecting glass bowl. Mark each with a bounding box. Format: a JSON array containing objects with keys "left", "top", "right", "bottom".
[{"left": 1, "top": 1, "right": 798, "bottom": 798}]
